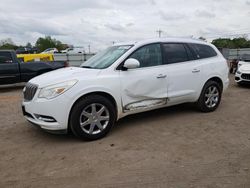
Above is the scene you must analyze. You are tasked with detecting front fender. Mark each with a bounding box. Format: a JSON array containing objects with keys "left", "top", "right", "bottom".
[{"left": 65, "top": 85, "right": 123, "bottom": 120}]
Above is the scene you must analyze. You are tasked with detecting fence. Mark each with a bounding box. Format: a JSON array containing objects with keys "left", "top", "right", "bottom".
[
  {"left": 53, "top": 53, "right": 95, "bottom": 67},
  {"left": 220, "top": 48, "right": 250, "bottom": 60}
]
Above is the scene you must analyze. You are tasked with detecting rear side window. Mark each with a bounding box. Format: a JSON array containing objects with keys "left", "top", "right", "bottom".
[
  {"left": 188, "top": 43, "right": 217, "bottom": 59},
  {"left": 0, "top": 52, "right": 12, "bottom": 64},
  {"left": 162, "top": 43, "right": 189, "bottom": 64}
]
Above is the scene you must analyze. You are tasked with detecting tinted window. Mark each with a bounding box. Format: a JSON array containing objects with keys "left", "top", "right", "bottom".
[
  {"left": 189, "top": 43, "right": 217, "bottom": 59},
  {"left": 0, "top": 52, "right": 12, "bottom": 64},
  {"left": 129, "top": 43, "right": 162, "bottom": 68},
  {"left": 162, "top": 43, "right": 189, "bottom": 64}
]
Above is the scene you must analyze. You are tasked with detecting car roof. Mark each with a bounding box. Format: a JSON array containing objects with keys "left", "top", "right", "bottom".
[{"left": 114, "top": 37, "right": 209, "bottom": 47}]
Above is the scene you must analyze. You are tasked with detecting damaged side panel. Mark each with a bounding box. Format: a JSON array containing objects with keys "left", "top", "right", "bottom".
[
  {"left": 124, "top": 98, "right": 167, "bottom": 111},
  {"left": 120, "top": 68, "right": 168, "bottom": 112},
  {"left": 124, "top": 79, "right": 167, "bottom": 99}
]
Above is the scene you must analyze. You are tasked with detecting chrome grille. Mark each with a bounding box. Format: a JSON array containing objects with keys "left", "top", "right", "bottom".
[
  {"left": 242, "top": 74, "right": 250, "bottom": 80},
  {"left": 23, "top": 83, "right": 38, "bottom": 101}
]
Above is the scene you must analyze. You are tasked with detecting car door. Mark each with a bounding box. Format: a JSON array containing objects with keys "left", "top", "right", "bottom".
[
  {"left": 119, "top": 43, "right": 168, "bottom": 111},
  {"left": 0, "top": 52, "right": 20, "bottom": 85},
  {"left": 161, "top": 43, "right": 203, "bottom": 102}
]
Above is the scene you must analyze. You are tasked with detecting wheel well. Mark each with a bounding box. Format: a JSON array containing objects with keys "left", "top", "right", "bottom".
[
  {"left": 207, "top": 77, "right": 223, "bottom": 90},
  {"left": 70, "top": 91, "right": 118, "bottom": 116},
  {"left": 68, "top": 92, "right": 118, "bottom": 132}
]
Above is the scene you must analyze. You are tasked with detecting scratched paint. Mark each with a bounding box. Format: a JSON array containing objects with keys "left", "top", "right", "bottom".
[{"left": 125, "top": 99, "right": 167, "bottom": 111}]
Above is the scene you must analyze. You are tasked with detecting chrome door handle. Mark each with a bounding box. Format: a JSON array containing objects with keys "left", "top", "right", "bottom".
[
  {"left": 157, "top": 74, "right": 167, "bottom": 79},
  {"left": 192, "top": 69, "right": 200, "bottom": 73}
]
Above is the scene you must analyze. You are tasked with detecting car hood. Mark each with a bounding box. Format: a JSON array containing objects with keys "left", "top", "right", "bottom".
[
  {"left": 239, "top": 64, "right": 250, "bottom": 73},
  {"left": 29, "top": 67, "right": 101, "bottom": 88}
]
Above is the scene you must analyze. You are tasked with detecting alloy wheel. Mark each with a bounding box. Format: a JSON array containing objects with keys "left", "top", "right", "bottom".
[
  {"left": 204, "top": 86, "right": 219, "bottom": 108},
  {"left": 79, "top": 103, "right": 110, "bottom": 135}
]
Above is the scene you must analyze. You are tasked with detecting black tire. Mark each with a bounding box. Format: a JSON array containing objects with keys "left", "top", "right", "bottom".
[
  {"left": 69, "top": 95, "right": 116, "bottom": 140},
  {"left": 196, "top": 80, "right": 222, "bottom": 112}
]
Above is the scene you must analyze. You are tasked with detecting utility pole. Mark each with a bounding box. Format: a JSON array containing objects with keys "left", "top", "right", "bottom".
[
  {"left": 88, "top": 45, "right": 90, "bottom": 54},
  {"left": 156, "top": 29, "right": 163, "bottom": 38}
]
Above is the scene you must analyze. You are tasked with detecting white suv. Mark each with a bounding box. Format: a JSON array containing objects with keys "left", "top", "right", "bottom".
[{"left": 22, "top": 38, "right": 229, "bottom": 140}]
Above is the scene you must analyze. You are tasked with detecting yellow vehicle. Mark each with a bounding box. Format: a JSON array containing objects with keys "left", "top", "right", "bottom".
[{"left": 17, "top": 54, "right": 54, "bottom": 62}]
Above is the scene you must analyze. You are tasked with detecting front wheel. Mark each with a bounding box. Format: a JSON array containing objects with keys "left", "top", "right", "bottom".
[
  {"left": 69, "top": 95, "right": 116, "bottom": 140},
  {"left": 196, "top": 81, "right": 222, "bottom": 112}
]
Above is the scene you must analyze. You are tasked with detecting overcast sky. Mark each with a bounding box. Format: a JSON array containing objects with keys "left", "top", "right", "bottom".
[{"left": 0, "top": 0, "right": 250, "bottom": 51}]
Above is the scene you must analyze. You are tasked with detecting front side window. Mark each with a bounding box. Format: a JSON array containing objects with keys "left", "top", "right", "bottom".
[
  {"left": 162, "top": 43, "right": 189, "bottom": 64},
  {"left": 189, "top": 43, "right": 217, "bottom": 59},
  {"left": 129, "top": 43, "right": 162, "bottom": 68},
  {"left": 81, "top": 45, "right": 132, "bottom": 69},
  {"left": 0, "top": 52, "right": 12, "bottom": 64}
]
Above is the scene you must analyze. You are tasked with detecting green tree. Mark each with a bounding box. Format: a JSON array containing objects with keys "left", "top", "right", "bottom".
[
  {"left": 212, "top": 37, "right": 250, "bottom": 48},
  {"left": 35, "top": 36, "right": 66, "bottom": 52},
  {"left": 26, "top": 42, "right": 32, "bottom": 48},
  {"left": 0, "top": 38, "right": 18, "bottom": 50}
]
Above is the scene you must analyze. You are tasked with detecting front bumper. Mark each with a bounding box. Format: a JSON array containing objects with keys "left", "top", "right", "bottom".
[
  {"left": 235, "top": 72, "right": 250, "bottom": 83},
  {"left": 22, "top": 92, "right": 72, "bottom": 132}
]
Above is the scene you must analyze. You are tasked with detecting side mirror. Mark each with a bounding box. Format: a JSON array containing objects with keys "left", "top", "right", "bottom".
[{"left": 123, "top": 58, "right": 140, "bottom": 70}]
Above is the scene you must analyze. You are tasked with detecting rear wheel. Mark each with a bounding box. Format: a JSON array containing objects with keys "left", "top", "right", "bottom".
[
  {"left": 197, "top": 80, "right": 222, "bottom": 112},
  {"left": 70, "top": 95, "right": 116, "bottom": 140}
]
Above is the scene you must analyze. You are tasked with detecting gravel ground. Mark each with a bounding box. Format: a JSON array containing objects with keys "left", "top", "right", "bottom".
[{"left": 0, "top": 75, "right": 250, "bottom": 188}]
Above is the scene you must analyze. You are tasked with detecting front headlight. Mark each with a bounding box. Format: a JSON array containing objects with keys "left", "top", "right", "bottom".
[
  {"left": 38, "top": 80, "right": 78, "bottom": 99},
  {"left": 236, "top": 70, "right": 241, "bottom": 74}
]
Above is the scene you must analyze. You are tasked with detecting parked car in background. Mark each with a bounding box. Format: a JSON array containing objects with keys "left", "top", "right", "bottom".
[
  {"left": 0, "top": 50, "right": 68, "bottom": 85},
  {"left": 41, "top": 48, "right": 58, "bottom": 54},
  {"left": 22, "top": 38, "right": 229, "bottom": 140},
  {"left": 235, "top": 56, "right": 250, "bottom": 85},
  {"left": 16, "top": 47, "right": 38, "bottom": 54},
  {"left": 61, "top": 47, "right": 85, "bottom": 54}
]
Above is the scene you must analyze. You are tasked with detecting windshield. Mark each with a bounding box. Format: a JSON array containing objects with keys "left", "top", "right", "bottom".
[{"left": 81, "top": 45, "right": 132, "bottom": 69}]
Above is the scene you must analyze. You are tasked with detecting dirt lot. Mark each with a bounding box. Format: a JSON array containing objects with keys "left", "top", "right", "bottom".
[{"left": 0, "top": 75, "right": 250, "bottom": 188}]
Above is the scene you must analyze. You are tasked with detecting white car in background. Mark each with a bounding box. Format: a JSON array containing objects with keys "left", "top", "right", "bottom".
[
  {"left": 235, "top": 60, "right": 250, "bottom": 85},
  {"left": 22, "top": 38, "right": 229, "bottom": 140},
  {"left": 41, "top": 48, "right": 58, "bottom": 54},
  {"left": 61, "top": 47, "right": 85, "bottom": 54}
]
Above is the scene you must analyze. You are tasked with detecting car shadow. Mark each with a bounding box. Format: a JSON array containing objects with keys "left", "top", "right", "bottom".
[
  {"left": 26, "top": 103, "right": 197, "bottom": 143},
  {"left": 28, "top": 125, "right": 80, "bottom": 143},
  {"left": 236, "top": 83, "right": 250, "bottom": 89},
  {"left": 113, "top": 103, "right": 197, "bottom": 133}
]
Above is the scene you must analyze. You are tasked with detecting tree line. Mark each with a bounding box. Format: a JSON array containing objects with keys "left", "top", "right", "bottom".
[
  {"left": 1, "top": 36, "right": 250, "bottom": 52},
  {"left": 211, "top": 37, "right": 250, "bottom": 49},
  {"left": 0, "top": 36, "right": 68, "bottom": 53}
]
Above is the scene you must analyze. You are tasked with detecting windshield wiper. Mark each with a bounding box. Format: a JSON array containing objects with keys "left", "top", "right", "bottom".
[{"left": 81, "top": 66, "right": 93, "bottom": 69}]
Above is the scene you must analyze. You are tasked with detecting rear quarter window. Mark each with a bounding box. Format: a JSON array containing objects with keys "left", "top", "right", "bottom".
[
  {"left": 188, "top": 43, "right": 217, "bottom": 59},
  {"left": 162, "top": 43, "right": 189, "bottom": 64}
]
